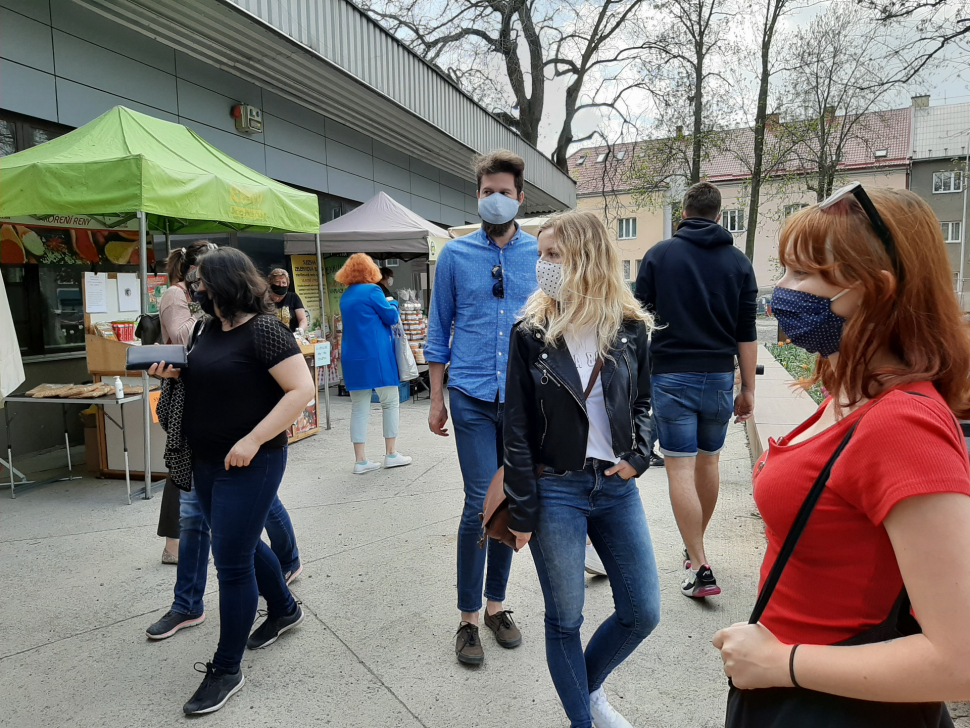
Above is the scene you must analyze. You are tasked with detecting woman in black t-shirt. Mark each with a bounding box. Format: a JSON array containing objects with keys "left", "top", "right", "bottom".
[
  {"left": 268, "top": 268, "right": 309, "bottom": 332},
  {"left": 151, "top": 248, "right": 316, "bottom": 716}
]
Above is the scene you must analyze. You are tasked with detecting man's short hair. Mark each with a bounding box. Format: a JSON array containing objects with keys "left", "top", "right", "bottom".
[
  {"left": 380, "top": 267, "right": 393, "bottom": 280},
  {"left": 682, "top": 182, "right": 721, "bottom": 220},
  {"left": 475, "top": 150, "right": 525, "bottom": 194}
]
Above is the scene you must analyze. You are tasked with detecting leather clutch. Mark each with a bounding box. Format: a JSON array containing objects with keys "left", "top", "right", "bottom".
[{"left": 125, "top": 344, "right": 188, "bottom": 371}]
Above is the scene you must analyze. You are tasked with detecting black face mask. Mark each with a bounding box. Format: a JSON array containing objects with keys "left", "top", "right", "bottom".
[
  {"left": 270, "top": 285, "right": 288, "bottom": 296},
  {"left": 193, "top": 291, "right": 216, "bottom": 317}
]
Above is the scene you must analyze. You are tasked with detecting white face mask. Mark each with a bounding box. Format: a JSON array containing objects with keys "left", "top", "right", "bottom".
[
  {"left": 387, "top": 277, "right": 394, "bottom": 287},
  {"left": 536, "top": 259, "right": 563, "bottom": 299}
]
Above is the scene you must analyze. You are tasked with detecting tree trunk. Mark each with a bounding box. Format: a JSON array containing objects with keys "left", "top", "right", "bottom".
[
  {"left": 552, "top": 82, "right": 581, "bottom": 172},
  {"left": 691, "top": 40, "right": 704, "bottom": 185}
]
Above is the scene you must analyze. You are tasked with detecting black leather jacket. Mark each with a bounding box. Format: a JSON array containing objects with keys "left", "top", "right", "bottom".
[{"left": 503, "top": 318, "right": 654, "bottom": 533}]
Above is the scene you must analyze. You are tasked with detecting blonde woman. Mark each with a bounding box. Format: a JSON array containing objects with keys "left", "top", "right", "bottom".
[
  {"left": 267, "top": 268, "right": 309, "bottom": 332},
  {"left": 504, "top": 210, "right": 661, "bottom": 728}
]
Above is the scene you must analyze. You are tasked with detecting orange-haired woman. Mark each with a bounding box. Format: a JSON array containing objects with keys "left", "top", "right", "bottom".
[
  {"left": 335, "top": 253, "right": 411, "bottom": 474},
  {"left": 714, "top": 184, "right": 970, "bottom": 727}
]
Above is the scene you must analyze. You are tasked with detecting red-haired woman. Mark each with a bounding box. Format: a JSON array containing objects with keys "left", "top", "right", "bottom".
[
  {"left": 335, "top": 253, "right": 411, "bottom": 474},
  {"left": 714, "top": 185, "right": 970, "bottom": 726}
]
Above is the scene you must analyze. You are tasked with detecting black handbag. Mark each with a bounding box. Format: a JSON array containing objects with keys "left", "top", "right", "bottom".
[
  {"left": 726, "top": 410, "right": 953, "bottom": 728},
  {"left": 135, "top": 313, "right": 163, "bottom": 345}
]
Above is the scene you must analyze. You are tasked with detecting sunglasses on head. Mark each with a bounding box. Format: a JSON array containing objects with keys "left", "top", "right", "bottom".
[
  {"left": 491, "top": 265, "right": 504, "bottom": 299},
  {"left": 819, "top": 181, "right": 900, "bottom": 280}
]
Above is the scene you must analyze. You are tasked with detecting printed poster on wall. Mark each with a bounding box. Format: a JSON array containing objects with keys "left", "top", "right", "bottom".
[
  {"left": 324, "top": 256, "right": 349, "bottom": 320},
  {"left": 0, "top": 220, "right": 154, "bottom": 266},
  {"left": 289, "top": 255, "right": 324, "bottom": 332},
  {"left": 146, "top": 275, "right": 169, "bottom": 314}
]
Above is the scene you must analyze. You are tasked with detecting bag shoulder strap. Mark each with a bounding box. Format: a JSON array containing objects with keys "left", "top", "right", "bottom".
[
  {"left": 748, "top": 413, "right": 865, "bottom": 624},
  {"left": 584, "top": 357, "right": 604, "bottom": 400}
]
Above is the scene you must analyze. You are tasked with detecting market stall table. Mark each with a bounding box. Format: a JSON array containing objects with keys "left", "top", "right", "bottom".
[{"left": 3, "top": 392, "right": 150, "bottom": 504}]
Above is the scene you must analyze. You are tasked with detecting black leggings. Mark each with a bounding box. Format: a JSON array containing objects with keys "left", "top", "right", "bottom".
[{"left": 156, "top": 477, "right": 181, "bottom": 539}]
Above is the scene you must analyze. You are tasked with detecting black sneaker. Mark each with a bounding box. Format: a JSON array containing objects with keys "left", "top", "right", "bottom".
[
  {"left": 682, "top": 564, "right": 722, "bottom": 598},
  {"left": 182, "top": 662, "right": 244, "bottom": 715},
  {"left": 247, "top": 604, "right": 304, "bottom": 649},
  {"left": 649, "top": 450, "right": 665, "bottom": 468},
  {"left": 146, "top": 610, "right": 205, "bottom": 640}
]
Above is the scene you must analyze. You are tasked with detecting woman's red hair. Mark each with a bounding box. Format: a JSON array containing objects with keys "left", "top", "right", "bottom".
[
  {"left": 779, "top": 187, "right": 970, "bottom": 417},
  {"left": 334, "top": 253, "right": 382, "bottom": 285}
]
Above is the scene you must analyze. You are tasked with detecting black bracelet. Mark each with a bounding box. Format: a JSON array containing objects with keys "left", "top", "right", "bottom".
[{"left": 789, "top": 644, "right": 801, "bottom": 688}]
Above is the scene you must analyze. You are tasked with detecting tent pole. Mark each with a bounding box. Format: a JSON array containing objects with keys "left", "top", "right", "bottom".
[
  {"left": 314, "top": 233, "right": 330, "bottom": 430},
  {"left": 138, "top": 211, "right": 152, "bottom": 500},
  {"left": 164, "top": 221, "right": 171, "bottom": 257}
]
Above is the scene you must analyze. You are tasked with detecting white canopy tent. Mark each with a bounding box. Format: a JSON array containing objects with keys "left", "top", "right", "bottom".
[
  {"left": 284, "top": 192, "right": 449, "bottom": 257},
  {"left": 447, "top": 217, "right": 550, "bottom": 239}
]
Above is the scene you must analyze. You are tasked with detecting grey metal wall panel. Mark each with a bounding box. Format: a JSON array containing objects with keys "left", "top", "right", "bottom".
[
  {"left": 181, "top": 119, "right": 266, "bottom": 173},
  {"left": 327, "top": 167, "right": 375, "bottom": 203},
  {"left": 0, "top": 59, "right": 57, "bottom": 120},
  {"left": 266, "top": 146, "right": 328, "bottom": 193},
  {"left": 372, "top": 139, "right": 409, "bottom": 170},
  {"left": 177, "top": 80, "right": 252, "bottom": 138},
  {"left": 263, "top": 114, "right": 328, "bottom": 164},
  {"left": 0, "top": 8, "right": 54, "bottom": 73},
  {"left": 0, "top": 0, "right": 49, "bottom": 23},
  {"left": 465, "top": 195, "right": 480, "bottom": 215},
  {"left": 439, "top": 170, "right": 465, "bottom": 192},
  {"left": 325, "top": 139, "right": 373, "bottom": 179},
  {"left": 52, "top": 30, "right": 178, "bottom": 113},
  {"left": 465, "top": 212, "right": 481, "bottom": 224},
  {"left": 374, "top": 184, "right": 411, "bottom": 208},
  {"left": 410, "top": 196, "right": 441, "bottom": 225},
  {"left": 325, "top": 118, "right": 372, "bottom": 154},
  {"left": 373, "top": 158, "right": 410, "bottom": 192},
  {"left": 174, "top": 51, "right": 262, "bottom": 106},
  {"left": 50, "top": 0, "right": 175, "bottom": 74},
  {"left": 440, "top": 184, "right": 464, "bottom": 211},
  {"left": 439, "top": 204, "right": 465, "bottom": 227},
  {"left": 55, "top": 76, "right": 177, "bottom": 127},
  {"left": 410, "top": 156, "right": 439, "bottom": 182},
  {"left": 410, "top": 173, "right": 439, "bottom": 202},
  {"left": 262, "top": 89, "right": 326, "bottom": 136},
  {"left": 464, "top": 179, "right": 478, "bottom": 196}
]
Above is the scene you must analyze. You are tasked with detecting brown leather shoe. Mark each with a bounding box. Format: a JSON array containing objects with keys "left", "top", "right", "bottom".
[
  {"left": 455, "top": 622, "right": 484, "bottom": 665},
  {"left": 483, "top": 609, "right": 522, "bottom": 648}
]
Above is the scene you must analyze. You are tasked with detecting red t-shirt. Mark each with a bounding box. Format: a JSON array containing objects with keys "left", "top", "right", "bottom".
[{"left": 753, "top": 380, "right": 970, "bottom": 646}]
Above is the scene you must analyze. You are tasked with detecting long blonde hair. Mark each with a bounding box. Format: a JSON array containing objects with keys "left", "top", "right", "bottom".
[{"left": 519, "top": 210, "right": 653, "bottom": 356}]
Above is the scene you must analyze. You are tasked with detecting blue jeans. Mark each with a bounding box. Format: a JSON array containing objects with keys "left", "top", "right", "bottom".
[
  {"left": 449, "top": 388, "right": 514, "bottom": 613},
  {"left": 173, "top": 454, "right": 300, "bottom": 617},
  {"left": 530, "top": 460, "right": 661, "bottom": 728},
  {"left": 192, "top": 448, "right": 297, "bottom": 673},
  {"left": 652, "top": 371, "right": 735, "bottom": 456}
]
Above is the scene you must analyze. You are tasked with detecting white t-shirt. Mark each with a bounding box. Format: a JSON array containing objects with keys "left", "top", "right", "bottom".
[{"left": 564, "top": 327, "right": 619, "bottom": 464}]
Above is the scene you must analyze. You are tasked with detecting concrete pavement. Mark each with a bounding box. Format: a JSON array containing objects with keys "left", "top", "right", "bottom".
[{"left": 1, "top": 393, "right": 771, "bottom": 727}]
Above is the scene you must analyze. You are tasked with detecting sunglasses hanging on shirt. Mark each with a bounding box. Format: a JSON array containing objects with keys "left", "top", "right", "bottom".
[{"left": 491, "top": 265, "right": 505, "bottom": 299}]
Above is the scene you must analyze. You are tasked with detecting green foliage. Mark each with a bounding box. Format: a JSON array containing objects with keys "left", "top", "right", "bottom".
[{"left": 767, "top": 342, "right": 825, "bottom": 404}]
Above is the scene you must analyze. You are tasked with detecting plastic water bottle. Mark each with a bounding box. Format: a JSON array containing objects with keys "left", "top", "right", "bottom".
[{"left": 113, "top": 376, "right": 124, "bottom": 400}]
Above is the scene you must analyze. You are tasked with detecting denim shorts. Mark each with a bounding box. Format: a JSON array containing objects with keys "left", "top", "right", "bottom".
[{"left": 652, "top": 371, "right": 735, "bottom": 456}]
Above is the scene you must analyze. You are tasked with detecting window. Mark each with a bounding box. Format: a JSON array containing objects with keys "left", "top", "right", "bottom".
[
  {"left": 575, "top": 155, "right": 586, "bottom": 166},
  {"left": 933, "top": 171, "right": 964, "bottom": 194},
  {"left": 596, "top": 152, "right": 608, "bottom": 163},
  {"left": 784, "top": 203, "right": 809, "bottom": 217},
  {"left": 618, "top": 217, "right": 637, "bottom": 239},
  {"left": 722, "top": 209, "right": 745, "bottom": 232},
  {"left": 0, "top": 111, "right": 69, "bottom": 158},
  {"left": 384, "top": 258, "right": 400, "bottom": 267},
  {"left": 616, "top": 150, "right": 626, "bottom": 160},
  {"left": 873, "top": 149, "right": 888, "bottom": 158},
  {"left": 635, "top": 259, "right": 642, "bottom": 276},
  {"left": 942, "top": 222, "right": 963, "bottom": 243},
  {"left": 622, "top": 260, "right": 631, "bottom": 281}
]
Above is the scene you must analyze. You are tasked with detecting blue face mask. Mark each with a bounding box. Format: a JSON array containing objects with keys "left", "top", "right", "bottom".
[
  {"left": 478, "top": 192, "right": 521, "bottom": 224},
  {"left": 771, "top": 286, "right": 849, "bottom": 358}
]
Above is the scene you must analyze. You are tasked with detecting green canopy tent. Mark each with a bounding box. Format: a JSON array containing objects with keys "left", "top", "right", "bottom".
[{"left": 0, "top": 106, "right": 320, "bottom": 501}]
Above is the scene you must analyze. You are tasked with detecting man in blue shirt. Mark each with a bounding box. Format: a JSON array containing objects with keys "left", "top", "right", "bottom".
[{"left": 426, "top": 150, "right": 539, "bottom": 665}]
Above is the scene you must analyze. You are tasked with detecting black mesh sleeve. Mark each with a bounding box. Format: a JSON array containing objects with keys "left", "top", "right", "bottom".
[{"left": 253, "top": 315, "right": 302, "bottom": 369}]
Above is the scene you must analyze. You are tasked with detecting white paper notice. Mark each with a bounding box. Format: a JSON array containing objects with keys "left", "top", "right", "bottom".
[
  {"left": 117, "top": 273, "right": 140, "bottom": 312},
  {"left": 84, "top": 272, "right": 108, "bottom": 313}
]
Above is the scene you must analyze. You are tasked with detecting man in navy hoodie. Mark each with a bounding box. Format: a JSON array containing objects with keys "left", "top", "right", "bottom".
[{"left": 634, "top": 181, "right": 758, "bottom": 599}]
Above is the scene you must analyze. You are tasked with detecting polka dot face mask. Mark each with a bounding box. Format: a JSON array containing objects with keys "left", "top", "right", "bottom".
[
  {"left": 771, "top": 286, "right": 849, "bottom": 358},
  {"left": 536, "top": 259, "right": 563, "bottom": 299}
]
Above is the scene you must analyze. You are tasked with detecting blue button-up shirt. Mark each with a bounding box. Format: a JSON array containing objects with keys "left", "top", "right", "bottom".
[{"left": 425, "top": 225, "right": 539, "bottom": 403}]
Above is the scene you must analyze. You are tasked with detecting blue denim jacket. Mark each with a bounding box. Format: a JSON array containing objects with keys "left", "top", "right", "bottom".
[{"left": 425, "top": 225, "right": 538, "bottom": 403}]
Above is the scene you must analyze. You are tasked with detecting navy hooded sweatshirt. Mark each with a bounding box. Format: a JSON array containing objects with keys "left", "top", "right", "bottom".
[{"left": 634, "top": 217, "right": 758, "bottom": 374}]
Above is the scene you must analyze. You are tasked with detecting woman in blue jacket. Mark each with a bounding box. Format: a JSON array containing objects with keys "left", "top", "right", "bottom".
[{"left": 335, "top": 253, "right": 412, "bottom": 474}]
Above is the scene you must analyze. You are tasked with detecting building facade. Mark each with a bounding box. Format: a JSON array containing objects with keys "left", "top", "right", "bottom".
[{"left": 0, "top": 0, "right": 575, "bottom": 455}]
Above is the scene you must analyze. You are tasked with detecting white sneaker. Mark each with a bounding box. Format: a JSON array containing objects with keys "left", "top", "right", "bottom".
[
  {"left": 584, "top": 544, "right": 608, "bottom": 577},
  {"left": 590, "top": 687, "right": 634, "bottom": 728},
  {"left": 383, "top": 452, "right": 412, "bottom": 469},
  {"left": 353, "top": 460, "right": 382, "bottom": 474}
]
